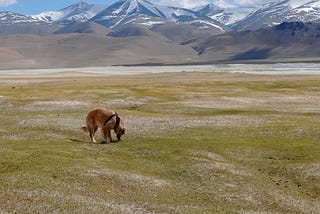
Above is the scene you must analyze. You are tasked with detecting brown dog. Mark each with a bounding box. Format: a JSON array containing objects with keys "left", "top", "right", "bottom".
[{"left": 81, "top": 108, "right": 126, "bottom": 143}]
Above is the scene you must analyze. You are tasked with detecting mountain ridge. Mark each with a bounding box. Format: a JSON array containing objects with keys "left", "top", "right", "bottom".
[
  {"left": 233, "top": 0, "right": 320, "bottom": 30},
  {"left": 2, "top": 0, "right": 320, "bottom": 33},
  {"left": 193, "top": 3, "right": 256, "bottom": 25},
  {"left": 91, "top": 0, "right": 229, "bottom": 33},
  {"left": 30, "top": 1, "right": 107, "bottom": 24}
]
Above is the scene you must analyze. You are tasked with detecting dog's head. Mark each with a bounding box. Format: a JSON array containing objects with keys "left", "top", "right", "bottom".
[
  {"left": 115, "top": 126, "right": 126, "bottom": 141},
  {"left": 114, "top": 117, "right": 126, "bottom": 141}
]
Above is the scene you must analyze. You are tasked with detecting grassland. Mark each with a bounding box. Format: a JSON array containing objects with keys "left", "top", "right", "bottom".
[{"left": 0, "top": 71, "right": 319, "bottom": 213}]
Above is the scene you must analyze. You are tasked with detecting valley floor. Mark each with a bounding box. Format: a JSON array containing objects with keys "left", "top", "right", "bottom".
[{"left": 0, "top": 68, "right": 319, "bottom": 213}]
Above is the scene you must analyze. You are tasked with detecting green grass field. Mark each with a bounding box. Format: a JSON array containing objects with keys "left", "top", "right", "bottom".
[{"left": 0, "top": 72, "right": 319, "bottom": 213}]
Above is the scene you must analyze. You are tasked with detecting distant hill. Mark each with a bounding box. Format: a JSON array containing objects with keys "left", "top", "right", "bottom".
[
  {"left": 0, "top": 32, "right": 198, "bottom": 69},
  {"left": 55, "top": 21, "right": 111, "bottom": 35},
  {"left": 150, "top": 23, "right": 213, "bottom": 43},
  {"left": 0, "top": 22, "right": 320, "bottom": 69},
  {"left": 190, "top": 22, "right": 320, "bottom": 63}
]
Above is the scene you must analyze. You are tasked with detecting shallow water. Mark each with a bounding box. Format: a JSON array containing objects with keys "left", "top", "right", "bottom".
[{"left": 1, "top": 63, "right": 320, "bottom": 75}]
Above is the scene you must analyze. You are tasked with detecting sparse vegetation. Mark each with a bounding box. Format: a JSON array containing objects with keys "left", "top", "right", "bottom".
[{"left": 0, "top": 71, "right": 319, "bottom": 213}]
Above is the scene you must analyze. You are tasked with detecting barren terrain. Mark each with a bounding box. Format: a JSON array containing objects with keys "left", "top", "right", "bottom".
[{"left": 0, "top": 69, "right": 319, "bottom": 213}]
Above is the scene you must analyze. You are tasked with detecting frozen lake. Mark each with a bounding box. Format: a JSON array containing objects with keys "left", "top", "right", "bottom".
[{"left": 2, "top": 63, "right": 320, "bottom": 75}]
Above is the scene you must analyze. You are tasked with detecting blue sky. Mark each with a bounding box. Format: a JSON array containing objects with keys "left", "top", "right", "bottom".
[
  {"left": 0, "top": 0, "right": 271, "bottom": 15},
  {"left": 1, "top": 0, "right": 114, "bottom": 14}
]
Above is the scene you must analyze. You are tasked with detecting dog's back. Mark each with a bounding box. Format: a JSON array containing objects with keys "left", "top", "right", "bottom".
[{"left": 87, "top": 108, "right": 114, "bottom": 127}]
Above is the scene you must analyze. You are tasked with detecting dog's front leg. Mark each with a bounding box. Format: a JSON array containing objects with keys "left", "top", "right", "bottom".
[
  {"left": 102, "top": 126, "right": 110, "bottom": 143},
  {"left": 108, "top": 129, "right": 116, "bottom": 142}
]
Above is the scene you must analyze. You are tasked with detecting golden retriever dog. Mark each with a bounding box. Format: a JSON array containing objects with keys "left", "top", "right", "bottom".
[{"left": 81, "top": 108, "right": 126, "bottom": 143}]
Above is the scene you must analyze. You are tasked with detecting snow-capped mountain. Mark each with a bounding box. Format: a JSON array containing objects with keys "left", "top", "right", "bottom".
[
  {"left": 92, "top": 0, "right": 229, "bottom": 33},
  {"left": 194, "top": 4, "right": 223, "bottom": 17},
  {"left": 0, "top": 11, "right": 43, "bottom": 24},
  {"left": 286, "top": 1, "right": 320, "bottom": 22},
  {"left": 2, "top": 0, "right": 320, "bottom": 37},
  {"left": 194, "top": 3, "right": 256, "bottom": 25},
  {"left": 233, "top": 0, "right": 320, "bottom": 30},
  {"left": 30, "top": 1, "right": 107, "bottom": 24}
]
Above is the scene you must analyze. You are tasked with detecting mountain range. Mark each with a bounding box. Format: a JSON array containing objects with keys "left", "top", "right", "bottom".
[
  {"left": 1, "top": 0, "right": 320, "bottom": 34},
  {"left": 0, "top": 0, "right": 320, "bottom": 68},
  {"left": 92, "top": 0, "right": 229, "bottom": 33}
]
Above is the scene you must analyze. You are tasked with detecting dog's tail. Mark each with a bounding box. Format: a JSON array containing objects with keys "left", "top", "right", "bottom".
[{"left": 81, "top": 126, "right": 88, "bottom": 133}]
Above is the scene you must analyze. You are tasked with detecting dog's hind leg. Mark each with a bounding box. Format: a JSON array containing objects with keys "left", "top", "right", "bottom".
[{"left": 89, "top": 125, "right": 98, "bottom": 144}]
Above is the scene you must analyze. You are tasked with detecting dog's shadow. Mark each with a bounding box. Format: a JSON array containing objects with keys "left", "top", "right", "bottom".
[
  {"left": 66, "top": 138, "right": 122, "bottom": 145},
  {"left": 100, "top": 140, "right": 120, "bottom": 144},
  {"left": 67, "top": 138, "right": 85, "bottom": 143}
]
